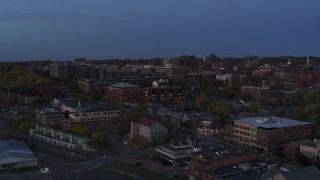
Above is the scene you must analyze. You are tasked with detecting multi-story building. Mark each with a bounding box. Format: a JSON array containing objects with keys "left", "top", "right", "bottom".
[
  {"left": 215, "top": 74, "right": 234, "bottom": 86},
  {"left": 58, "top": 100, "right": 121, "bottom": 129},
  {"left": 251, "top": 64, "right": 275, "bottom": 79},
  {"left": 300, "top": 139, "right": 320, "bottom": 162},
  {"left": 197, "top": 119, "right": 224, "bottom": 135},
  {"left": 144, "top": 86, "right": 182, "bottom": 101},
  {"left": 274, "top": 70, "right": 294, "bottom": 81},
  {"left": 77, "top": 79, "right": 106, "bottom": 95},
  {"left": 241, "top": 85, "right": 270, "bottom": 103},
  {"left": 283, "top": 139, "right": 313, "bottom": 161},
  {"left": 36, "top": 108, "right": 65, "bottom": 125},
  {"left": 61, "top": 107, "right": 121, "bottom": 129},
  {"left": 232, "top": 116, "right": 312, "bottom": 153},
  {"left": 131, "top": 117, "right": 167, "bottom": 143},
  {"left": 189, "top": 146, "right": 256, "bottom": 180},
  {"left": 155, "top": 63, "right": 186, "bottom": 77},
  {"left": 49, "top": 61, "right": 70, "bottom": 79},
  {"left": 30, "top": 125, "right": 94, "bottom": 151},
  {"left": 105, "top": 82, "right": 143, "bottom": 104}
]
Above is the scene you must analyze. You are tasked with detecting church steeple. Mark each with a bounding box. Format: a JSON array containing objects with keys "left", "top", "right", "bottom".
[{"left": 246, "top": 54, "right": 250, "bottom": 67}]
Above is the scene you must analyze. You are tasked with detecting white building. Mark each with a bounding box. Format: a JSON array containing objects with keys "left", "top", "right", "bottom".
[
  {"left": 30, "top": 125, "right": 94, "bottom": 151},
  {"left": 131, "top": 117, "right": 167, "bottom": 143},
  {"left": 0, "top": 140, "right": 38, "bottom": 170},
  {"left": 300, "top": 139, "right": 320, "bottom": 161}
]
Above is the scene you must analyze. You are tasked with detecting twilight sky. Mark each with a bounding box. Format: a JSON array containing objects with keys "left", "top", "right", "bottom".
[{"left": 0, "top": 0, "right": 319, "bottom": 61}]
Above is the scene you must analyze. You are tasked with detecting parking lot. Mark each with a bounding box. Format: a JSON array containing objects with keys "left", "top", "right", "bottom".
[{"left": 137, "top": 156, "right": 189, "bottom": 178}]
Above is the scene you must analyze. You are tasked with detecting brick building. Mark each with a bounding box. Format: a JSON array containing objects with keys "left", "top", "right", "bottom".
[
  {"left": 105, "top": 82, "right": 143, "bottom": 104},
  {"left": 241, "top": 85, "right": 271, "bottom": 103},
  {"left": 283, "top": 139, "right": 313, "bottom": 161},
  {"left": 189, "top": 147, "right": 256, "bottom": 180},
  {"left": 144, "top": 86, "right": 182, "bottom": 101},
  {"left": 231, "top": 116, "right": 312, "bottom": 153},
  {"left": 36, "top": 108, "right": 65, "bottom": 125}
]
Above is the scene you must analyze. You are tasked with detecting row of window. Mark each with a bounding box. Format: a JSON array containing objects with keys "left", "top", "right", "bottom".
[
  {"left": 301, "top": 150, "right": 318, "bottom": 157},
  {"left": 82, "top": 111, "right": 120, "bottom": 116}
]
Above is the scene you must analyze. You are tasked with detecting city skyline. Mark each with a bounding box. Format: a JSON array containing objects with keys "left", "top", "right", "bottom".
[{"left": 0, "top": 0, "right": 319, "bottom": 61}]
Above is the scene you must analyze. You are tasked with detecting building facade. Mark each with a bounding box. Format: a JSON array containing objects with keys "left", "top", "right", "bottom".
[
  {"left": 189, "top": 147, "right": 256, "bottom": 180},
  {"left": 144, "top": 86, "right": 182, "bottom": 101},
  {"left": 241, "top": 86, "right": 271, "bottom": 103},
  {"left": 300, "top": 139, "right": 320, "bottom": 162},
  {"left": 106, "top": 82, "right": 143, "bottom": 104},
  {"left": 30, "top": 125, "right": 94, "bottom": 151},
  {"left": 36, "top": 108, "right": 65, "bottom": 125},
  {"left": 232, "top": 116, "right": 312, "bottom": 153},
  {"left": 0, "top": 140, "right": 38, "bottom": 170},
  {"left": 131, "top": 117, "right": 168, "bottom": 143}
]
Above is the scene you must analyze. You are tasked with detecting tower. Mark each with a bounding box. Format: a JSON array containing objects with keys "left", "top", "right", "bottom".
[{"left": 246, "top": 54, "right": 250, "bottom": 67}]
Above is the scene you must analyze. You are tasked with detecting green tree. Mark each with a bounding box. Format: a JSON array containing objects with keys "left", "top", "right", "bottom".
[
  {"left": 292, "top": 107, "right": 307, "bottom": 121},
  {"left": 207, "top": 100, "right": 230, "bottom": 122},
  {"left": 223, "top": 86, "right": 234, "bottom": 97},
  {"left": 118, "top": 103, "right": 148, "bottom": 135},
  {"left": 16, "top": 122, "right": 35, "bottom": 134},
  {"left": 195, "top": 93, "right": 208, "bottom": 111},
  {"left": 71, "top": 124, "right": 89, "bottom": 136},
  {"left": 247, "top": 101, "right": 260, "bottom": 113}
]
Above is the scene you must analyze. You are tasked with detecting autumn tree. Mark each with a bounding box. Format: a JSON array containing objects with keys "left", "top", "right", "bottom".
[
  {"left": 16, "top": 122, "right": 36, "bottom": 134},
  {"left": 207, "top": 100, "right": 230, "bottom": 122},
  {"left": 71, "top": 124, "right": 89, "bottom": 136},
  {"left": 88, "top": 132, "right": 108, "bottom": 150},
  {"left": 173, "top": 96, "right": 186, "bottom": 103},
  {"left": 195, "top": 93, "right": 208, "bottom": 111},
  {"left": 127, "top": 135, "right": 147, "bottom": 150}
]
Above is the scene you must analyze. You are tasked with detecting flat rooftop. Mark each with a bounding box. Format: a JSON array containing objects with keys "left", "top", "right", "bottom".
[
  {"left": 233, "top": 116, "right": 311, "bottom": 129},
  {"left": 109, "top": 82, "right": 140, "bottom": 89},
  {"left": 192, "top": 146, "right": 254, "bottom": 161}
]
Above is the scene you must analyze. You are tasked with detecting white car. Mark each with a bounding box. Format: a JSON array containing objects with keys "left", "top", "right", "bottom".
[{"left": 40, "top": 167, "right": 49, "bottom": 174}]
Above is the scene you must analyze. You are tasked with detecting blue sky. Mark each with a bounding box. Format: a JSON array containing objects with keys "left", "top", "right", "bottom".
[{"left": 0, "top": 0, "right": 319, "bottom": 61}]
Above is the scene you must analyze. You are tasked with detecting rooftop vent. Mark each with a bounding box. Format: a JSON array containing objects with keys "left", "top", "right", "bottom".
[{"left": 257, "top": 117, "right": 274, "bottom": 124}]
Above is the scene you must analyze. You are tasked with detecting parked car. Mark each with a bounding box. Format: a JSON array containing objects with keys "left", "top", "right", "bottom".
[
  {"left": 161, "top": 160, "right": 173, "bottom": 166},
  {"left": 40, "top": 167, "right": 49, "bottom": 174}
]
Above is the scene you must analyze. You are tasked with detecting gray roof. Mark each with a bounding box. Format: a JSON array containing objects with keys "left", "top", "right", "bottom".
[
  {"left": 261, "top": 165, "right": 320, "bottom": 180},
  {"left": 284, "top": 165, "right": 320, "bottom": 180},
  {"left": 290, "top": 139, "right": 313, "bottom": 147},
  {"left": 233, "top": 116, "right": 311, "bottom": 129},
  {"left": 0, "top": 139, "right": 38, "bottom": 165},
  {"left": 109, "top": 82, "right": 139, "bottom": 89}
]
